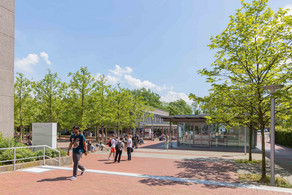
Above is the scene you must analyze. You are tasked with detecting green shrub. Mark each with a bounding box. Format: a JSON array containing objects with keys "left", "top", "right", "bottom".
[
  {"left": 0, "top": 148, "right": 36, "bottom": 165},
  {"left": 34, "top": 148, "right": 67, "bottom": 160},
  {"left": 0, "top": 132, "right": 25, "bottom": 149},
  {"left": 275, "top": 127, "right": 292, "bottom": 147},
  {"left": 0, "top": 133, "right": 67, "bottom": 165}
]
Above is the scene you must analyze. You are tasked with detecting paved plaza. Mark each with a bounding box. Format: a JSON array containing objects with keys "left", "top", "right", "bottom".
[{"left": 0, "top": 140, "right": 292, "bottom": 195}]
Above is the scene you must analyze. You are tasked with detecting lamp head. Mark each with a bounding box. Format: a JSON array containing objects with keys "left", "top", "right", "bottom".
[{"left": 263, "top": 85, "right": 284, "bottom": 94}]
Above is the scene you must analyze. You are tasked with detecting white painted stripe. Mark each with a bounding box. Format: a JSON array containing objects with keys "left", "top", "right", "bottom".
[
  {"left": 20, "top": 167, "right": 53, "bottom": 173},
  {"left": 42, "top": 166, "right": 292, "bottom": 194}
]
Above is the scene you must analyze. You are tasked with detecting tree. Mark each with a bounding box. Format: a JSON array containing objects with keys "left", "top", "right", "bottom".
[
  {"left": 191, "top": 83, "right": 258, "bottom": 161},
  {"left": 131, "top": 88, "right": 163, "bottom": 109},
  {"left": 194, "top": 0, "right": 292, "bottom": 179},
  {"left": 33, "top": 70, "right": 63, "bottom": 123},
  {"left": 67, "top": 67, "right": 94, "bottom": 130},
  {"left": 90, "top": 74, "right": 111, "bottom": 141},
  {"left": 167, "top": 99, "right": 193, "bottom": 116},
  {"left": 109, "top": 85, "right": 133, "bottom": 136},
  {"left": 14, "top": 73, "right": 32, "bottom": 142}
]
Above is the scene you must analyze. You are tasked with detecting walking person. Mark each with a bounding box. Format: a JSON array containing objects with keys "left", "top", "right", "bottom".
[
  {"left": 108, "top": 135, "right": 116, "bottom": 160},
  {"left": 114, "top": 138, "right": 124, "bottom": 163},
  {"left": 165, "top": 134, "right": 169, "bottom": 150},
  {"left": 127, "top": 134, "right": 133, "bottom": 161},
  {"left": 67, "top": 126, "right": 87, "bottom": 181}
]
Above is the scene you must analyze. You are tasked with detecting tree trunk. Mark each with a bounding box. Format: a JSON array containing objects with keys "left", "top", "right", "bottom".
[
  {"left": 249, "top": 125, "right": 253, "bottom": 161},
  {"left": 105, "top": 127, "right": 108, "bottom": 143},
  {"left": 261, "top": 125, "right": 266, "bottom": 179}
]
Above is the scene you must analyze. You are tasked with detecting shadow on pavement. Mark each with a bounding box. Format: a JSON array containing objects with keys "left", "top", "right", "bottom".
[
  {"left": 138, "top": 158, "right": 238, "bottom": 189},
  {"left": 139, "top": 142, "right": 164, "bottom": 149},
  {"left": 37, "top": 176, "right": 69, "bottom": 182},
  {"left": 174, "top": 158, "right": 238, "bottom": 182},
  {"left": 139, "top": 178, "right": 192, "bottom": 186}
]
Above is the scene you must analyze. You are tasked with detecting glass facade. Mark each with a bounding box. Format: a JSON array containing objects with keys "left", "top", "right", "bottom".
[{"left": 178, "top": 122, "right": 255, "bottom": 148}]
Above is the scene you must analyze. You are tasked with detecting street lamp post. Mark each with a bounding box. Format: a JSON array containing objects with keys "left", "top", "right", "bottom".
[
  {"left": 263, "top": 84, "right": 284, "bottom": 186},
  {"left": 244, "top": 126, "right": 247, "bottom": 155}
]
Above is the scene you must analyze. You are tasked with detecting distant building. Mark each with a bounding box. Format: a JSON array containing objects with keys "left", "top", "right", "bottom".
[
  {"left": 162, "top": 115, "right": 257, "bottom": 148},
  {"left": 138, "top": 108, "right": 177, "bottom": 138}
]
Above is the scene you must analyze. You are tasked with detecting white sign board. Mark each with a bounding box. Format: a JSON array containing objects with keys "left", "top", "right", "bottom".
[{"left": 32, "top": 123, "right": 57, "bottom": 149}]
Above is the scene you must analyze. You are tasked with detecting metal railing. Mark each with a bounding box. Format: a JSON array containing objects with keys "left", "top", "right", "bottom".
[{"left": 0, "top": 145, "right": 61, "bottom": 171}]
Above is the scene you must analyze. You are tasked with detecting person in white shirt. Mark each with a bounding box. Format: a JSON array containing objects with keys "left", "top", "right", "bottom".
[
  {"left": 108, "top": 135, "right": 116, "bottom": 160},
  {"left": 127, "top": 134, "right": 133, "bottom": 161}
]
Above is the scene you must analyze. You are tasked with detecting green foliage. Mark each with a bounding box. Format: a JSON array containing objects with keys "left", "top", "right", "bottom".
[
  {"left": 0, "top": 133, "right": 66, "bottom": 165},
  {"left": 166, "top": 99, "right": 193, "bottom": 115},
  {"left": 131, "top": 88, "right": 163, "bottom": 109},
  {"left": 0, "top": 133, "right": 25, "bottom": 149},
  {"left": 239, "top": 174, "right": 292, "bottom": 188},
  {"left": 34, "top": 148, "right": 67, "bottom": 159},
  {"left": 33, "top": 69, "right": 63, "bottom": 122},
  {"left": 66, "top": 67, "right": 94, "bottom": 130},
  {"left": 191, "top": 0, "right": 292, "bottom": 179},
  {"left": 235, "top": 159, "right": 261, "bottom": 164},
  {"left": 275, "top": 127, "right": 292, "bottom": 147},
  {"left": 0, "top": 148, "right": 35, "bottom": 164}
]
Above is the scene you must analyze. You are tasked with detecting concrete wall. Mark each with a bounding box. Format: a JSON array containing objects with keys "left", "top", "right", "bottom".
[{"left": 0, "top": 0, "right": 15, "bottom": 138}]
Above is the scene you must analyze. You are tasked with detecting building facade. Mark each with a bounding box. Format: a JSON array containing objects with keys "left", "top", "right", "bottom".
[
  {"left": 139, "top": 108, "right": 177, "bottom": 138},
  {"left": 162, "top": 115, "right": 257, "bottom": 148},
  {"left": 0, "top": 0, "right": 14, "bottom": 138}
]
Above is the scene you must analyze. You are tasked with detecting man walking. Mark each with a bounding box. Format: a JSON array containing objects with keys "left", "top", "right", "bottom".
[
  {"left": 67, "top": 126, "right": 87, "bottom": 181},
  {"left": 127, "top": 134, "right": 133, "bottom": 161}
]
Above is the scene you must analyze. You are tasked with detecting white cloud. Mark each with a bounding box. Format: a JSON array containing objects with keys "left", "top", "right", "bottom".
[
  {"left": 284, "top": 4, "right": 292, "bottom": 16},
  {"left": 124, "top": 75, "right": 156, "bottom": 89},
  {"left": 15, "top": 53, "right": 39, "bottom": 74},
  {"left": 95, "top": 73, "right": 120, "bottom": 85},
  {"left": 160, "top": 91, "right": 193, "bottom": 104},
  {"left": 106, "top": 75, "right": 120, "bottom": 85},
  {"left": 109, "top": 65, "right": 132, "bottom": 76},
  {"left": 40, "top": 52, "right": 52, "bottom": 65}
]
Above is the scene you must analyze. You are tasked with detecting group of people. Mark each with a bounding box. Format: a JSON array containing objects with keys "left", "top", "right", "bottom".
[
  {"left": 108, "top": 134, "right": 133, "bottom": 163},
  {"left": 67, "top": 126, "right": 134, "bottom": 181}
]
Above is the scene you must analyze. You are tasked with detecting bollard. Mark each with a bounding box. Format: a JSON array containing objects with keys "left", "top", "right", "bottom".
[
  {"left": 43, "top": 146, "right": 45, "bottom": 165},
  {"left": 58, "top": 151, "right": 61, "bottom": 166},
  {"left": 13, "top": 148, "right": 16, "bottom": 171}
]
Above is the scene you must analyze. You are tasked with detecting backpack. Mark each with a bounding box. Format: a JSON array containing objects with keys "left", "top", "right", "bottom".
[
  {"left": 116, "top": 141, "right": 123, "bottom": 152},
  {"left": 108, "top": 139, "right": 112, "bottom": 147}
]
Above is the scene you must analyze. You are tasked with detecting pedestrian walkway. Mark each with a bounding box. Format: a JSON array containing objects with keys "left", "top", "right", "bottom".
[{"left": 1, "top": 141, "right": 292, "bottom": 194}]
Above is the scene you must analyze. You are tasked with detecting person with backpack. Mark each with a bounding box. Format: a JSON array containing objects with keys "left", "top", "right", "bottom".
[
  {"left": 114, "top": 137, "right": 124, "bottom": 163},
  {"left": 108, "top": 135, "right": 116, "bottom": 160}
]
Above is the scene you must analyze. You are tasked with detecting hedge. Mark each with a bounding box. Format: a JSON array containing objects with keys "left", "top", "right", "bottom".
[{"left": 275, "top": 130, "right": 292, "bottom": 147}]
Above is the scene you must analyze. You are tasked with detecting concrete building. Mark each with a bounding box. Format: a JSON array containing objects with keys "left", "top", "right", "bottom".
[{"left": 0, "top": 0, "right": 14, "bottom": 137}]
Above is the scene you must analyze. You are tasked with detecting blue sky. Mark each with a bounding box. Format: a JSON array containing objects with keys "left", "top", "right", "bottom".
[{"left": 14, "top": 0, "right": 292, "bottom": 104}]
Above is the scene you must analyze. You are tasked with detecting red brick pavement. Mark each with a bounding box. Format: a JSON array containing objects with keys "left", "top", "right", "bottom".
[
  {"left": 0, "top": 141, "right": 290, "bottom": 195},
  {"left": 74, "top": 154, "right": 239, "bottom": 183}
]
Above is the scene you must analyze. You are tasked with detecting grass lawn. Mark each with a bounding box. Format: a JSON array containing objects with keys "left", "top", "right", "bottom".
[
  {"left": 239, "top": 174, "right": 292, "bottom": 188},
  {"left": 235, "top": 159, "right": 262, "bottom": 164}
]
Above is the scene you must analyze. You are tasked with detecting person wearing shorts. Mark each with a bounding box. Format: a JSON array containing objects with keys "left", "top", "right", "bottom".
[{"left": 108, "top": 135, "right": 116, "bottom": 160}]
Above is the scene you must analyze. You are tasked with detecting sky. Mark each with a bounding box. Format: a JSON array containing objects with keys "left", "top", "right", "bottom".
[{"left": 14, "top": 0, "right": 292, "bottom": 104}]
